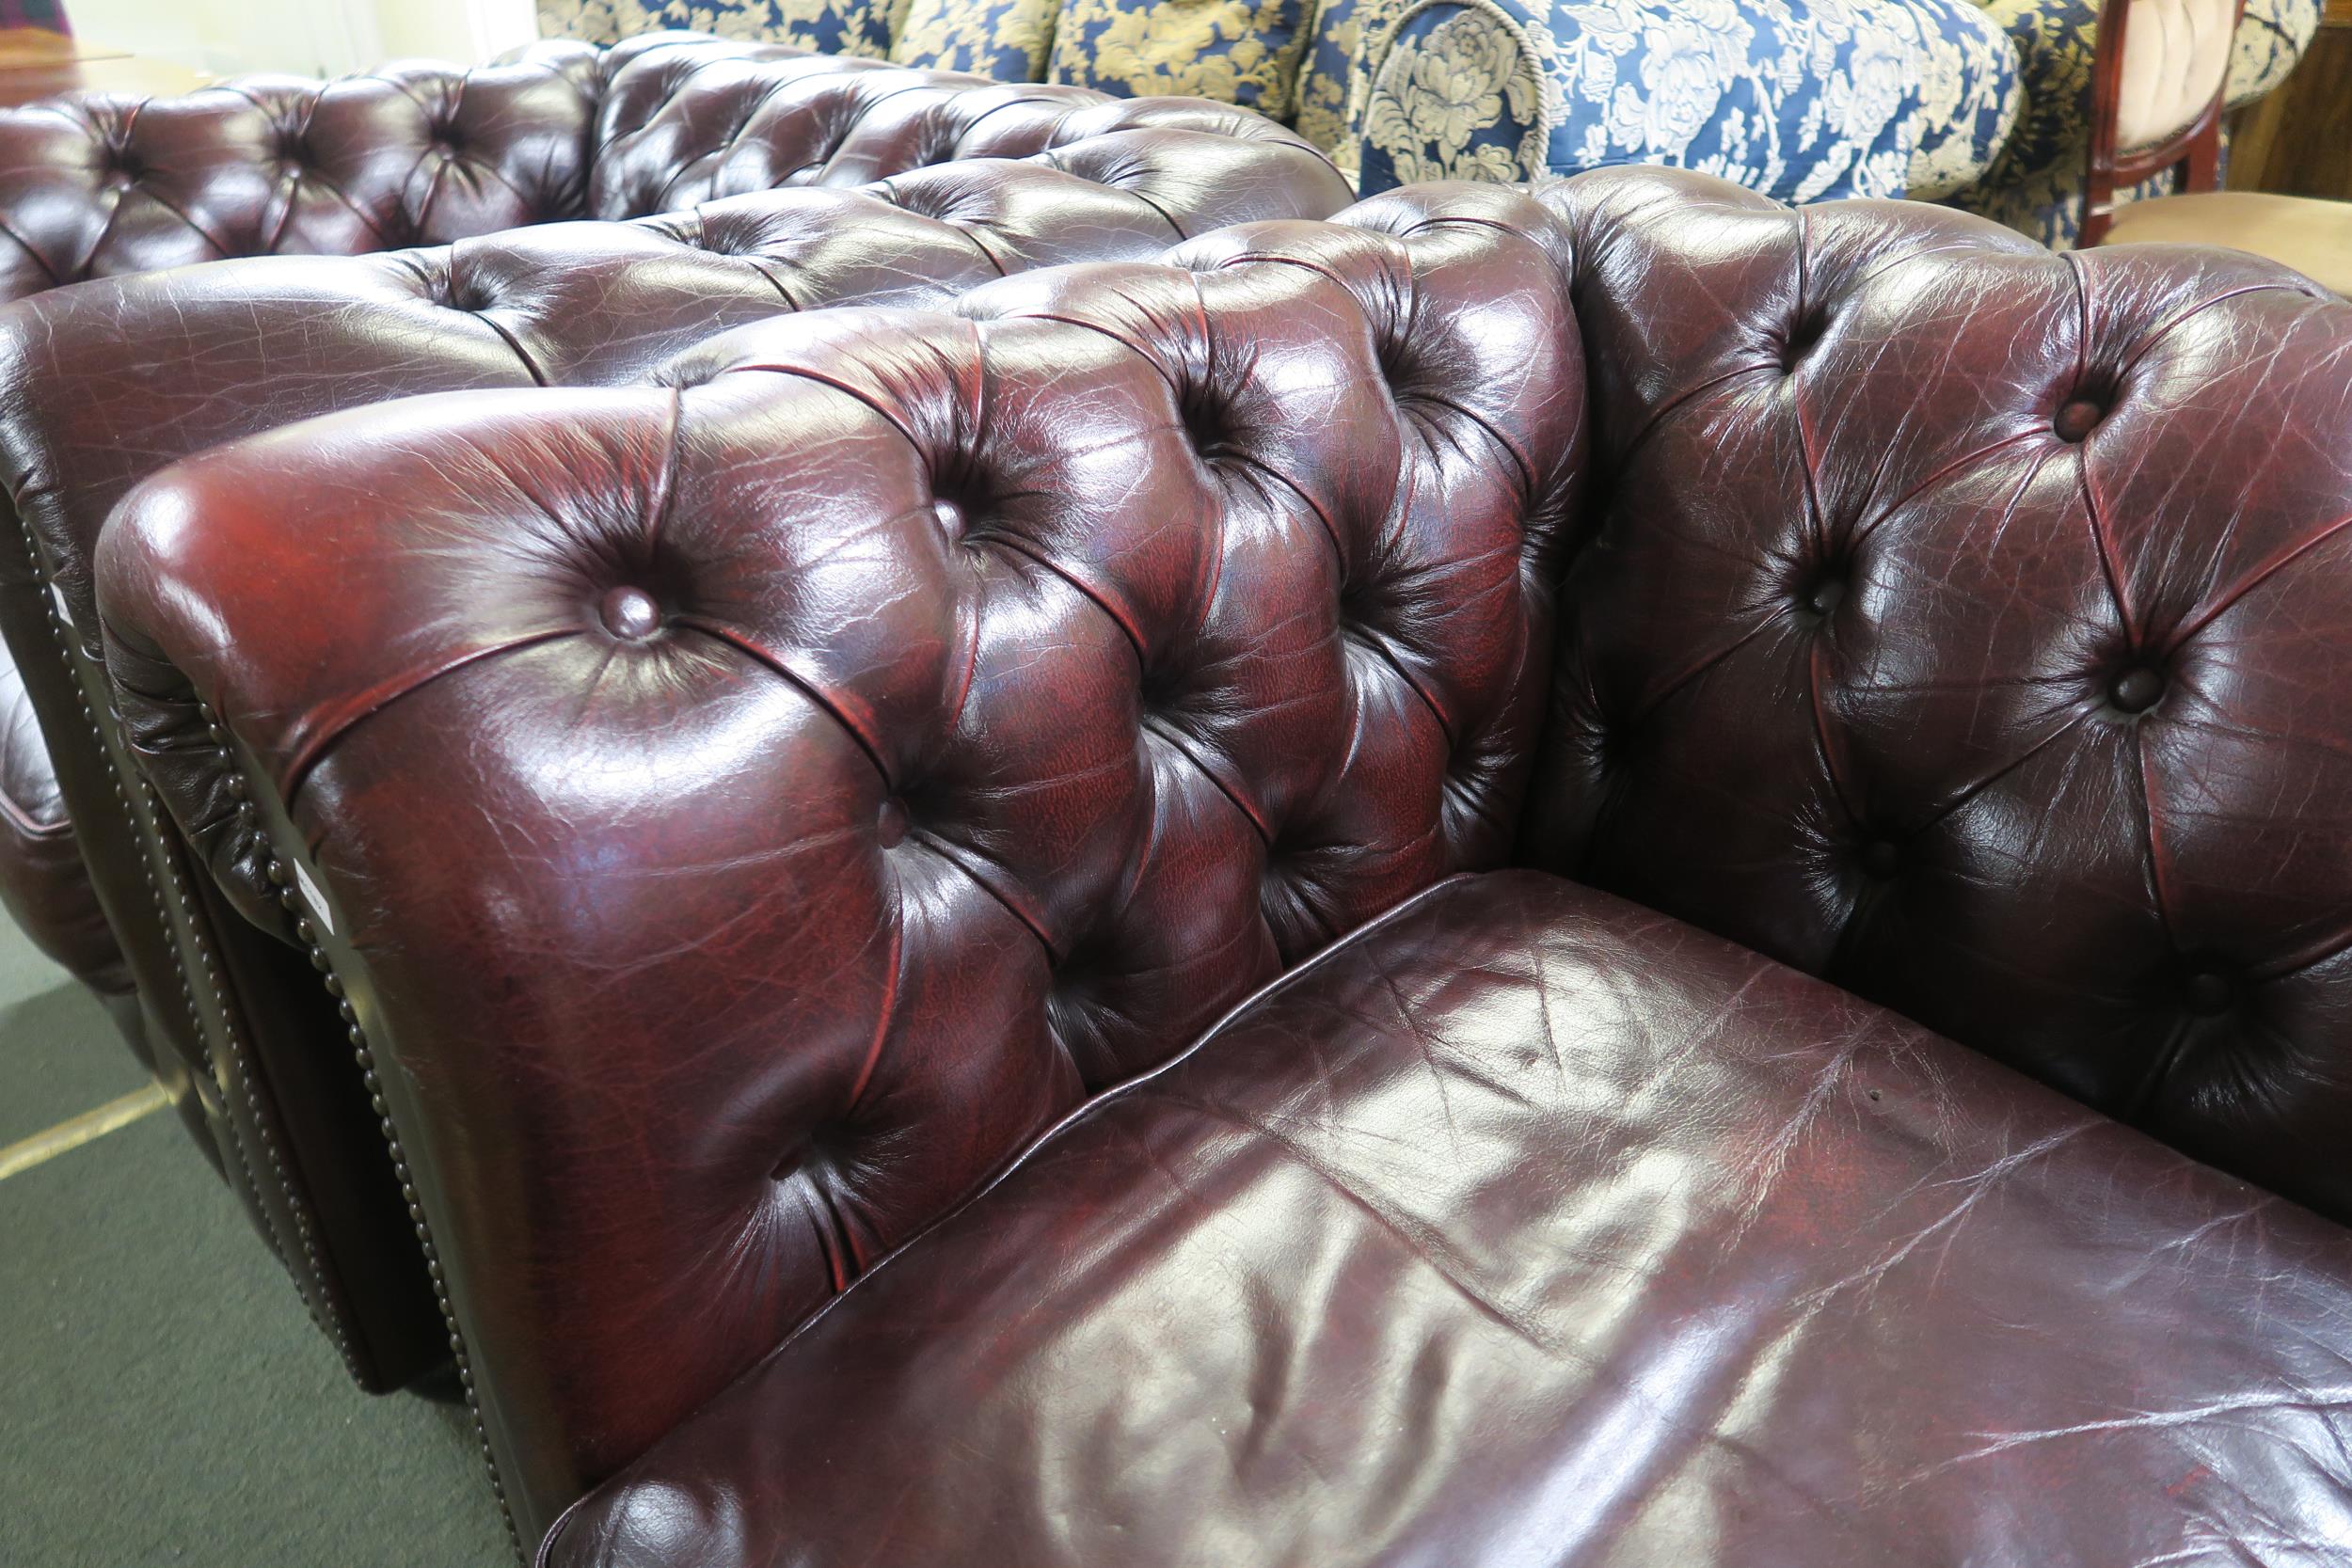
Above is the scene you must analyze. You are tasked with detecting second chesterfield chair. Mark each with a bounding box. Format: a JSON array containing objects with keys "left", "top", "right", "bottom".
[
  {"left": 96, "top": 170, "right": 2352, "bottom": 1560},
  {"left": 0, "top": 30, "right": 1347, "bottom": 1391}
]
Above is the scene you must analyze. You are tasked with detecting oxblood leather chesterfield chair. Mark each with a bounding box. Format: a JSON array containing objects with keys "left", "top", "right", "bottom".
[
  {"left": 0, "top": 32, "right": 1346, "bottom": 1392},
  {"left": 102, "top": 170, "right": 2352, "bottom": 1561}
]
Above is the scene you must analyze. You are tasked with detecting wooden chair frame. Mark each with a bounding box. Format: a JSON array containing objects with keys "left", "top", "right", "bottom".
[{"left": 2082, "top": 0, "right": 2252, "bottom": 245}]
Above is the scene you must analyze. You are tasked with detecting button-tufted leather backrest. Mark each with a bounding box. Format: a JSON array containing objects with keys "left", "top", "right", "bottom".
[
  {"left": 580, "top": 36, "right": 1332, "bottom": 216},
  {"left": 0, "top": 40, "right": 604, "bottom": 298},
  {"left": 96, "top": 184, "right": 1585, "bottom": 1544},
  {"left": 0, "top": 118, "right": 1347, "bottom": 1401},
  {"left": 1522, "top": 166, "right": 2352, "bottom": 1225},
  {"left": 0, "top": 30, "right": 1341, "bottom": 304}
]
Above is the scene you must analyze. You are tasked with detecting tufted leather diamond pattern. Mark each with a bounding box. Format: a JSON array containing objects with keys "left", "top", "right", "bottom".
[
  {"left": 0, "top": 40, "right": 603, "bottom": 297},
  {"left": 99, "top": 186, "right": 1585, "bottom": 1540},
  {"left": 1522, "top": 166, "right": 2352, "bottom": 1225},
  {"left": 0, "top": 30, "right": 1342, "bottom": 304},
  {"left": 581, "top": 39, "right": 1320, "bottom": 216}
]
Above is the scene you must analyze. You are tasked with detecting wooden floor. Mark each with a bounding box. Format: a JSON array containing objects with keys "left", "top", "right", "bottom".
[{"left": 0, "top": 28, "right": 207, "bottom": 106}]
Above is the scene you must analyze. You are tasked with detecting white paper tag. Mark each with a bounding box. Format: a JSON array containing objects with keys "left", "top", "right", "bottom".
[
  {"left": 293, "top": 861, "right": 335, "bottom": 937},
  {"left": 49, "top": 581, "right": 72, "bottom": 629}
]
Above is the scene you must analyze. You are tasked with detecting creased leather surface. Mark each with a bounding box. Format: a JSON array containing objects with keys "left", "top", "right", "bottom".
[
  {"left": 97, "top": 185, "right": 1583, "bottom": 1543},
  {"left": 548, "top": 871, "right": 2352, "bottom": 1568},
  {"left": 9, "top": 145, "right": 1349, "bottom": 674},
  {"left": 1522, "top": 166, "right": 2352, "bottom": 1228},
  {"left": 0, "top": 103, "right": 1343, "bottom": 1392}
]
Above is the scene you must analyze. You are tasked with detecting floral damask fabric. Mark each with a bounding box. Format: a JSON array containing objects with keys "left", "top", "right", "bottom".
[
  {"left": 1359, "top": 4, "right": 1548, "bottom": 186},
  {"left": 1048, "top": 0, "right": 1320, "bottom": 117},
  {"left": 1950, "top": 0, "right": 2318, "bottom": 245},
  {"left": 1359, "top": 0, "right": 2020, "bottom": 203},
  {"left": 891, "top": 0, "right": 1058, "bottom": 76},
  {"left": 534, "top": 0, "right": 895, "bottom": 55},
  {"left": 1880, "top": 0, "right": 2021, "bottom": 197},
  {"left": 1295, "top": 0, "right": 1422, "bottom": 175}
]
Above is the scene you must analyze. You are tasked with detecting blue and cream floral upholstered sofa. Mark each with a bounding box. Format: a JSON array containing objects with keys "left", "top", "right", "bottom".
[
  {"left": 538, "top": 2, "right": 1343, "bottom": 126},
  {"left": 533, "top": 0, "right": 2319, "bottom": 245},
  {"left": 1356, "top": 0, "right": 2318, "bottom": 238},
  {"left": 534, "top": 0, "right": 2026, "bottom": 202},
  {"left": 1352, "top": 0, "right": 2024, "bottom": 201},
  {"left": 541, "top": 1, "right": 1061, "bottom": 78}
]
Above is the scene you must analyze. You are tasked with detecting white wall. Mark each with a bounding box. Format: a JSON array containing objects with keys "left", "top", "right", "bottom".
[
  {"left": 68, "top": 0, "right": 539, "bottom": 79},
  {"left": 373, "top": 0, "right": 544, "bottom": 69}
]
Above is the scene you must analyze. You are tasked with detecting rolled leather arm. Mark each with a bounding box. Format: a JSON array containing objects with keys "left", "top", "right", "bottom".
[{"left": 97, "top": 182, "right": 1587, "bottom": 1546}]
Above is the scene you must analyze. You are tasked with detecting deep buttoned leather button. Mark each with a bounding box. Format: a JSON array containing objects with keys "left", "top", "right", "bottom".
[
  {"left": 2185, "top": 972, "right": 2233, "bottom": 1015},
  {"left": 2111, "top": 667, "right": 2165, "bottom": 713},
  {"left": 2054, "top": 399, "right": 2104, "bottom": 441},
  {"left": 877, "top": 798, "right": 910, "bottom": 848},
  {"left": 599, "top": 586, "right": 661, "bottom": 640},
  {"left": 1806, "top": 578, "right": 1846, "bottom": 617},
  {"left": 1782, "top": 311, "right": 1825, "bottom": 369},
  {"left": 1861, "top": 839, "right": 1899, "bottom": 879}
]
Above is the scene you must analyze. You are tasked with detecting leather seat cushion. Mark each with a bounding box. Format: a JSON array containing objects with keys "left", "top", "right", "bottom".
[{"left": 543, "top": 870, "right": 2352, "bottom": 1567}]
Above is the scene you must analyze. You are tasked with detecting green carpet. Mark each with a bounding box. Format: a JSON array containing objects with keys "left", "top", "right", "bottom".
[{"left": 0, "top": 930, "right": 516, "bottom": 1565}]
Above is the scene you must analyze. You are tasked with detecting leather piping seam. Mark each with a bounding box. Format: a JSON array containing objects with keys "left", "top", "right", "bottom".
[
  {"left": 276, "top": 628, "right": 580, "bottom": 811},
  {"left": 0, "top": 217, "right": 60, "bottom": 288}
]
